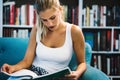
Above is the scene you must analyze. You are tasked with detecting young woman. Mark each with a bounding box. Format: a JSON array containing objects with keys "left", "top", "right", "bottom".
[{"left": 1, "top": 0, "right": 86, "bottom": 79}]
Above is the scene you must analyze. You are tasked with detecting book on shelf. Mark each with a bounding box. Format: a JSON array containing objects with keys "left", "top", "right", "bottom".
[
  {"left": 100, "top": 30, "right": 107, "bottom": 51},
  {"left": 3, "top": 1, "right": 15, "bottom": 25},
  {"left": 106, "top": 30, "right": 111, "bottom": 51},
  {"left": 114, "top": 30, "right": 120, "bottom": 51},
  {"left": 92, "top": 54, "right": 120, "bottom": 75},
  {"left": 3, "top": 1, "right": 36, "bottom": 26},
  {"left": 100, "top": 6, "right": 107, "bottom": 27},
  {"left": 115, "top": 6, "right": 120, "bottom": 26},
  {"left": 97, "top": 55, "right": 102, "bottom": 70},
  {"left": 93, "top": 55, "right": 97, "bottom": 68},
  {"left": 82, "top": 4, "right": 120, "bottom": 27},
  {"left": 93, "top": 31, "right": 99, "bottom": 51},
  {"left": 66, "top": 6, "right": 78, "bottom": 25},
  {"left": 107, "top": 57, "right": 110, "bottom": 75},
  {"left": 0, "top": 67, "right": 71, "bottom": 80},
  {"left": 3, "top": 28, "right": 30, "bottom": 38}
]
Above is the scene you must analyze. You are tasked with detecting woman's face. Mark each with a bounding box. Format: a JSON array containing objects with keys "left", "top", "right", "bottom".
[{"left": 39, "top": 7, "right": 62, "bottom": 31}]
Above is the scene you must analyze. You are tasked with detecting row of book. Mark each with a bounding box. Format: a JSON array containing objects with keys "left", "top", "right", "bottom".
[
  {"left": 63, "top": 5, "right": 79, "bottom": 25},
  {"left": 3, "top": 1, "right": 79, "bottom": 26},
  {"left": 91, "top": 54, "right": 120, "bottom": 75},
  {"left": 3, "top": 1, "right": 36, "bottom": 26},
  {"left": 3, "top": 28, "right": 30, "bottom": 38},
  {"left": 83, "top": 30, "right": 120, "bottom": 51},
  {"left": 82, "top": 5, "right": 120, "bottom": 27}
]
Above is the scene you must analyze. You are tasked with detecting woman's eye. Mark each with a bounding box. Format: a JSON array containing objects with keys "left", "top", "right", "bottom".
[
  {"left": 50, "top": 16, "right": 56, "bottom": 20},
  {"left": 42, "top": 19, "right": 47, "bottom": 22}
]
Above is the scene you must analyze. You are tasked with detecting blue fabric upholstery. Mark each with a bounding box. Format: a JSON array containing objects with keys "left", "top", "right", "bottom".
[
  {"left": 69, "top": 43, "right": 110, "bottom": 80},
  {"left": 0, "top": 38, "right": 29, "bottom": 66},
  {"left": 0, "top": 38, "right": 110, "bottom": 80},
  {"left": 68, "top": 43, "right": 92, "bottom": 70}
]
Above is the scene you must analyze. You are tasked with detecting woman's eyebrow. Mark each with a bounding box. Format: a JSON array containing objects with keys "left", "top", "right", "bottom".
[
  {"left": 40, "top": 14, "right": 56, "bottom": 21},
  {"left": 40, "top": 18, "right": 47, "bottom": 21}
]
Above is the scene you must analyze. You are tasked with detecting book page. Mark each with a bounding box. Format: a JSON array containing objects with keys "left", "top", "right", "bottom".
[
  {"left": 1, "top": 67, "right": 71, "bottom": 80},
  {"left": 2, "top": 69, "right": 38, "bottom": 78}
]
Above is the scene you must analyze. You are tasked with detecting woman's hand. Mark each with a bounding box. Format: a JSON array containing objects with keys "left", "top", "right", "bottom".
[
  {"left": 65, "top": 71, "right": 80, "bottom": 80},
  {"left": 1, "top": 63, "right": 15, "bottom": 74}
]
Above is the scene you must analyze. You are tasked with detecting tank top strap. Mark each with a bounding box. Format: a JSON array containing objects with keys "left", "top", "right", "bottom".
[
  {"left": 36, "top": 31, "right": 40, "bottom": 43},
  {"left": 66, "top": 23, "right": 73, "bottom": 48}
]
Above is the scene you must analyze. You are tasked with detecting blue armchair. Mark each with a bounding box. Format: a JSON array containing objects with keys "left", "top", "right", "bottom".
[
  {"left": 0, "top": 38, "right": 110, "bottom": 80},
  {"left": 69, "top": 42, "right": 110, "bottom": 80}
]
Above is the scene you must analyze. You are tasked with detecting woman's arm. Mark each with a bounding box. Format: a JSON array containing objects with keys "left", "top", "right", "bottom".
[
  {"left": 19, "top": 26, "right": 37, "bottom": 69},
  {"left": 67, "top": 24, "right": 86, "bottom": 79},
  {"left": 1, "top": 26, "right": 37, "bottom": 73}
]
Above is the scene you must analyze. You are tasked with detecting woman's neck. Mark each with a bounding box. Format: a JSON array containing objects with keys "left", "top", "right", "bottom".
[{"left": 47, "top": 21, "right": 66, "bottom": 33}]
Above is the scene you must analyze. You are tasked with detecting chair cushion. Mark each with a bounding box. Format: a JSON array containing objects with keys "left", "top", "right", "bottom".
[
  {"left": 81, "top": 65, "right": 110, "bottom": 80},
  {"left": 69, "top": 42, "right": 92, "bottom": 70},
  {"left": 0, "top": 38, "right": 29, "bottom": 67},
  {"left": 85, "top": 43, "right": 92, "bottom": 64}
]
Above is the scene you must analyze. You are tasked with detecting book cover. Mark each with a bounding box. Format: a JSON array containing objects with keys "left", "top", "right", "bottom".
[{"left": 0, "top": 67, "right": 71, "bottom": 80}]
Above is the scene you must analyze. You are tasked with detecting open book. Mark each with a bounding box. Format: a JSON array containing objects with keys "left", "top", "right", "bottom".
[{"left": 0, "top": 67, "right": 71, "bottom": 80}]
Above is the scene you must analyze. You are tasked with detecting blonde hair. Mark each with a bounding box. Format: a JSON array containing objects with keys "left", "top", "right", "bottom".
[{"left": 35, "top": 0, "right": 62, "bottom": 40}]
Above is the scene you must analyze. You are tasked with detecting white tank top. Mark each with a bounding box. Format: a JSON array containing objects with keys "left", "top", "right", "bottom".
[{"left": 32, "top": 23, "right": 73, "bottom": 73}]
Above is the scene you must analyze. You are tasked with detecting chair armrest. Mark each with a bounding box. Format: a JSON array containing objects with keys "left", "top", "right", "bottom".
[
  {"left": 85, "top": 43, "right": 92, "bottom": 64},
  {"left": 81, "top": 64, "right": 110, "bottom": 80}
]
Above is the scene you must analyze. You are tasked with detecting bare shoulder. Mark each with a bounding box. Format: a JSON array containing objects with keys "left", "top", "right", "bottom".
[
  {"left": 32, "top": 26, "right": 37, "bottom": 32},
  {"left": 71, "top": 24, "right": 84, "bottom": 42},
  {"left": 30, "top": 26, "right": 37, "bottom": 37},
  {"left": 29, "top": 26, "right": 37, "bottom": 43},
  {"left": 71, "top": 24, "right": 82, "bottom": 33}
]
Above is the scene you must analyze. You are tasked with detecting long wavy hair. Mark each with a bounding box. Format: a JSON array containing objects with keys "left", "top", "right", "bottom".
[{"left": 35, "top": 0, "right": 63, "bottom": 40}]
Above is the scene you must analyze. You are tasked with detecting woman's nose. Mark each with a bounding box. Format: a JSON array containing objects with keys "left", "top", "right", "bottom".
[{"left": 47, "top": 20, "right": 53, "bottom": 26}]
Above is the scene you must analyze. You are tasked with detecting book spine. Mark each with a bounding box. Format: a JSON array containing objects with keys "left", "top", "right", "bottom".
[
  {"left": 9, "top": 2, "right": 15, "bottom": 25},
  {"left": 3, "top": 1, "right": 15, "bottom": 25},
  {"left": 86, "top": 6, "right": 90, "bottom": 26},
  {"left": 29, "top": 5, "right": 34, "bottom": 26},
  {"left": 118, "top": 33, "right": 120, "bottom": 51},
  {"left": 97, "top": 55, "right": 101, "bottom": 70},
  {"left": 107, "top": 57, "right": 110, "bottom": 75},
  {"left": 21, "top": 5, "right": 27, "bottom": 25},
  {"left": 93, "top": 55, "right": 97, "bottom": 68}
]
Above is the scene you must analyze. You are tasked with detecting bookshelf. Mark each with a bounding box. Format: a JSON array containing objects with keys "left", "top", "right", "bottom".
[
  {"left": 1, "top": 0, "right": 35, "bottom": 38},
  {"left": 1, "top": 0, "right": 78, "bottom": 38},
  {"left": 1, "top": 0, "right": 120, "bottom": 79},
  {"left": 79, "top": 0, "right": 120, "bottom": 79}
]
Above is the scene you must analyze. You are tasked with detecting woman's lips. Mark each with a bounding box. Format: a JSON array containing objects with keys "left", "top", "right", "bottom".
[{"left": 49, "top": 26, "right": 55, "bottom": 30}]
